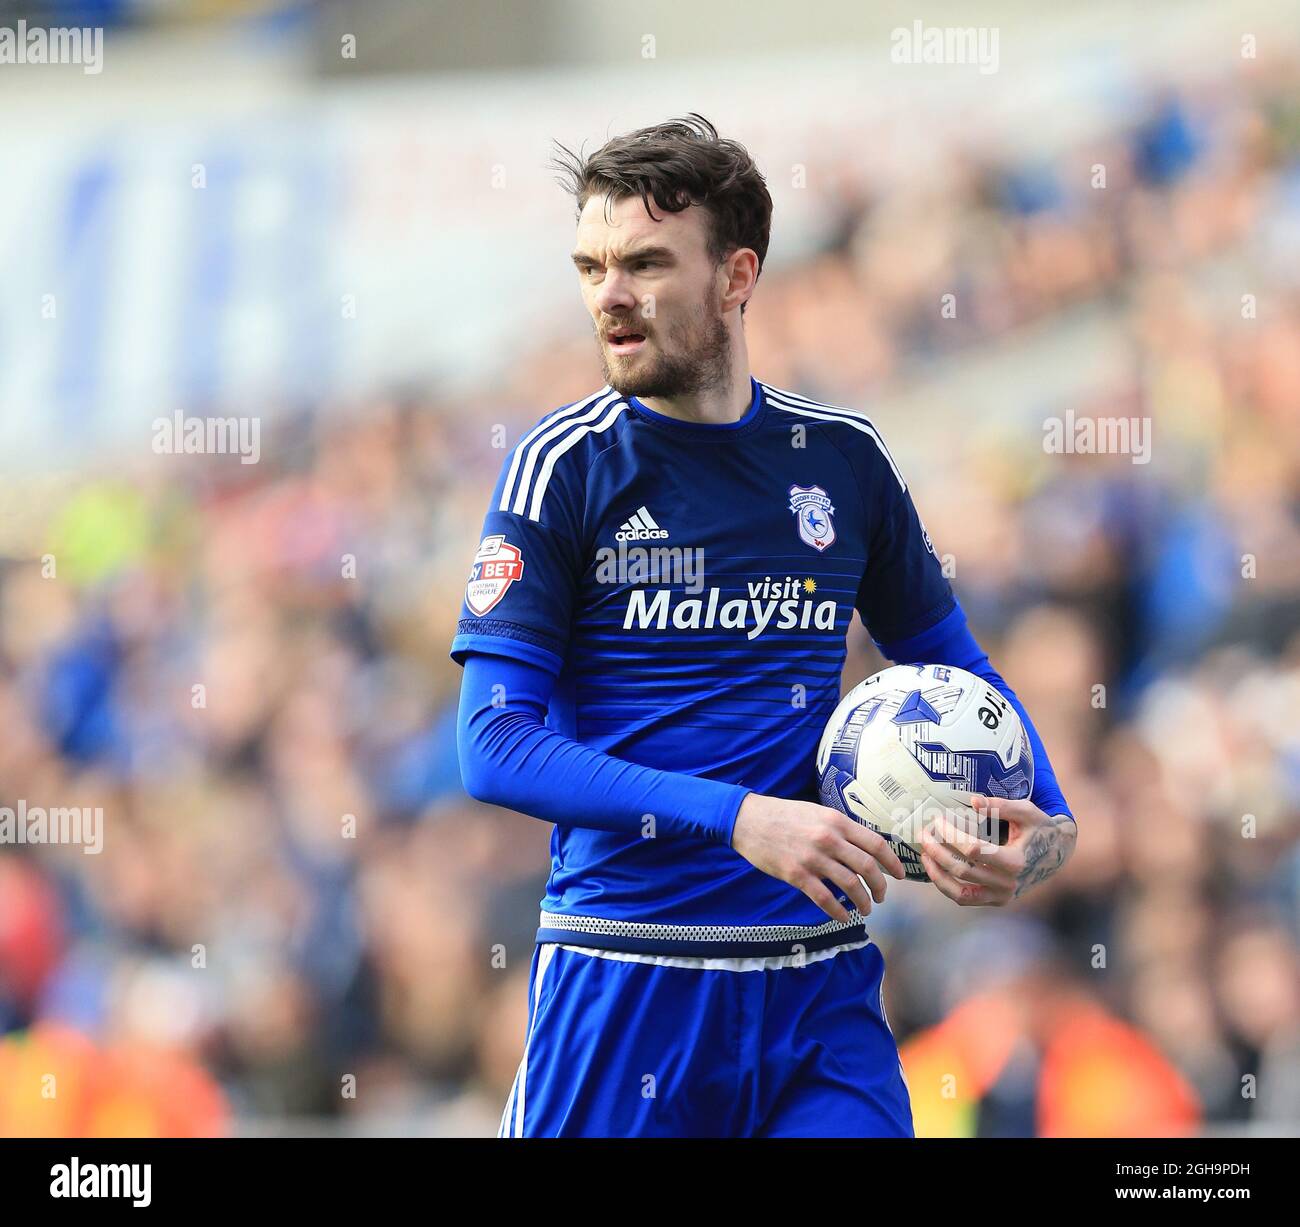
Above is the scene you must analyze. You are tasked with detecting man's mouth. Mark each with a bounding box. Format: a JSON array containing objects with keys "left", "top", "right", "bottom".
[{"left": 605, "top": 328, "right": 648, "bottom": 355}]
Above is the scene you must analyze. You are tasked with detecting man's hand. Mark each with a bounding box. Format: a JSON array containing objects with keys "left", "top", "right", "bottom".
[
  {"left": 731, "top": 792, "right": 907, "bottom": 923},
  {"left": 919, "top": 794, "right": 1077, "bottom": 907}
]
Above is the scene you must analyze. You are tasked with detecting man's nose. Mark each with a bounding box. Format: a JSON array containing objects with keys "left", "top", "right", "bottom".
[{"left": 594, "top": 269, "right": 638, "bottom": 315}]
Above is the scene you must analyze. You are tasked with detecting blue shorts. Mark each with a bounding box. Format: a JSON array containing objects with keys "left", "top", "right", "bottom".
[{"left": 498, "top": 939, "right": 913, "bottom": 1138}]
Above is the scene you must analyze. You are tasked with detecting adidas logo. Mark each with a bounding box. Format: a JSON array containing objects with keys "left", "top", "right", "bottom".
[{"left": 615, "top": 505, "right": 670, "bottom": 542}]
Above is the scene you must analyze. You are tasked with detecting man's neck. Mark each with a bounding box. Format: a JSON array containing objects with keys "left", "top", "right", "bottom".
[{"left": 635, "top": 351, "right": 754, "bottom": 426}]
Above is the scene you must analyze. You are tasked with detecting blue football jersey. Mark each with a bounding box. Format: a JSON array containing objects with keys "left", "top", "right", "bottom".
[{"left": 451, "top": 377, "right": 955, "bottom": 943}]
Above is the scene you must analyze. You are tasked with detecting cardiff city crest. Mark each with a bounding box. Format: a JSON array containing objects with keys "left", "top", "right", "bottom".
[
  {"left": 465, "top": 534, "right": 524, "bottom": 616},
  {"left": 788, "top": 484, "right": 836, "bottom": 552}
]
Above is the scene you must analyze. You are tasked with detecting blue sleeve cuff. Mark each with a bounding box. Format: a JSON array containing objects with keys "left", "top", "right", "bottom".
[
  {"left": 873, "top": 601, "right": 967, "bottom": 664},
  {"left": 711, "top": 784, "right": 752, "bottom": 848},
  {"left": 451, "top": 630, "right": 564, "bottom": 676}
]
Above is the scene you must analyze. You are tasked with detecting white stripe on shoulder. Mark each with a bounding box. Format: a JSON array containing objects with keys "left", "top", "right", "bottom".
[
  {"left": 526, "top": 397, "right": 626, "bottom": 522},
  {"left": 507, "top": 389, "right": 622, "bottom": 518},
  {"left": 498, "top": 387, "right": 613, "bottom": 514},
  {"left": 762, "top": 383, "right": 907, "bottom": 491}
]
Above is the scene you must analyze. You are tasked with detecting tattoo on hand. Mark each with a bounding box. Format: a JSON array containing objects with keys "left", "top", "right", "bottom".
[{"left": 1014, "top": 815, "right": 1076, "bottom": 898}]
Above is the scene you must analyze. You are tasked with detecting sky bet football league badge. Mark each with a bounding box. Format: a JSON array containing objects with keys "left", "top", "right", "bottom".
[{"left": 466, "top": 534, "right": 524, "bottom": 616}]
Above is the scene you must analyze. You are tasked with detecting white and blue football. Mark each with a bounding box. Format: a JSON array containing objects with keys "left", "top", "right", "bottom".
[{"left": 816, "top": 663, "right": 1034, "bottom": 882}]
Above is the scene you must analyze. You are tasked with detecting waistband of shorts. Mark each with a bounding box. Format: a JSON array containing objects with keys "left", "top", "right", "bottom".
[{"left": 536, "top": 910, "right": 867, "bottom": 959}]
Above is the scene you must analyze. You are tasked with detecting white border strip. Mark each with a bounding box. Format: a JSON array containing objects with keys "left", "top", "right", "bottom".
[
  {"left": 498, "top": 387, "right": 611, "bottom": 513},
  {"left": 762, "top": 384, "right": 907, "bottom": 491},
  {"left": 527, "top": 398, "right": 626, "bottom": 521},
  {"left": 510, "top": 941, "right": 558, "bottom": 1138}
]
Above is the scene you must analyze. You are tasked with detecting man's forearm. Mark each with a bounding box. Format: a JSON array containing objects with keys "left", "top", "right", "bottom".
[{"left": 457, "top": 650, "right": 749, "bottom": 843}]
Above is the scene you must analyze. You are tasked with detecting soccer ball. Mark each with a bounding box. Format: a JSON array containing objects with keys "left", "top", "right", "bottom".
[{"left": 817, "top": 664, "right": 1034, "bottom": 882}]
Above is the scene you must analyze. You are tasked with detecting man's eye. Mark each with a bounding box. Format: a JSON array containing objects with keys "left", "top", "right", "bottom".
[{"left": 634, "top": 260, "right": 659, "bottom": 271}]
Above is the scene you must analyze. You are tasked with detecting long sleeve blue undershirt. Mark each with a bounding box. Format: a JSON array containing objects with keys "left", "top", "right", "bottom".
[
  {"left": 456, "top": 599, "right": 1072, "bottom": 843},
  {"left": 457, "top": 651, "right": 750, "bottom": 845}
]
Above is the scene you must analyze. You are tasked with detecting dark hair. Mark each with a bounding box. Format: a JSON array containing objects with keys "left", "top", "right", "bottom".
[{"left": 552, "top": 114, "right": 772, "bottom": 311}]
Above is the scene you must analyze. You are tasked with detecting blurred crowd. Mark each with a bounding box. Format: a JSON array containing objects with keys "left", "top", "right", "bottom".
[{"left": 1, "top": 63, "right": 1298, "bottom": 1136}]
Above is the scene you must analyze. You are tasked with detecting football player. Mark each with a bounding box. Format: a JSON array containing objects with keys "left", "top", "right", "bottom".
[{"left": 453, "top": 115, "right": 1076, "bottom": 1137}]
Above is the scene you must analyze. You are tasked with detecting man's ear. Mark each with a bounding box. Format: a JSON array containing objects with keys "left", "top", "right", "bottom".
[{"left": 722, "top": 248, "right": 759, "bottom": 313}]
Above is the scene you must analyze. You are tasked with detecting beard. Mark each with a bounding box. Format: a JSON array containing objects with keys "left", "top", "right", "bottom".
[{"left": 597, "top": 294, "right": 731, "bottom": 401}]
